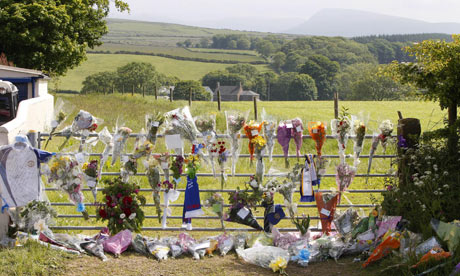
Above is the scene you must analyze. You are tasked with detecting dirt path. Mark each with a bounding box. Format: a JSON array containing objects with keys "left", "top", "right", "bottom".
[{"left": 65, "top": 252, "right": 380, "bottom": 276}]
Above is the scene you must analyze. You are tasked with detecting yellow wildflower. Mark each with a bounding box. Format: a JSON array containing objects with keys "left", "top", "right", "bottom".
[{"left": 269, "top": 257, "right": 288, "bottom": 272}]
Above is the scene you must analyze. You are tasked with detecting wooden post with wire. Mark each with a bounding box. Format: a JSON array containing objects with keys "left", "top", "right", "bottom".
[
  {"left": 189, "top": 87, "right": 192, "bottom": 106},
  {"left": 170, "top": 87, "right": 173, "bottom": 102},
  {"left": 142, "top": 86, "right": 145, "bottom": 98},
  {"left": 154, "top": 85, "right": 157, "bottom": 100},
  {"left": 253, "top": 96, "right": 258, "bottom": 120}
]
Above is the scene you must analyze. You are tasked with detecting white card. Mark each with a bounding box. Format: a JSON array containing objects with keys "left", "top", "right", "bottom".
[
  {"left": 250, "top": 179, "right": 258, "bottom": 188},
  {"left": 121, "top": 155, "right": 129, "bottom": 163},
  {"left": 165, "top": 134, "right": 183, "bottom": 150},
  {"left": 75, "top": 153, "right": 85, "bottom": 164},
  {"left": 286, "top": 121, "right": 293, "bottom": 128},
  {"left": 320, "top": 208, "right": 331, "bottom": 217},
  {"left": 312, "top": 129, "right": 318, "bottom": 134},
  {"left": 251, "top": 129, "right": 258, "bottom": 136},
  {"left": 237, "top": 207, "right": 250, "bottom": 219},
  {"left": 152, "top": 121, "right": 159, "bottom": 127},
  {"left": 296, "top": 126, "right": 302, "bottom": 132},
  {"left": 161, "top": 162, "right": 169, "bottom": 169}
]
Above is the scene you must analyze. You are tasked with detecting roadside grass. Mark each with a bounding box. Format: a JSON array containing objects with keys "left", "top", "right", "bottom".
[
  {"left": 0, "top": 240, "right": 72, "bottom": 276},
  {"left": 55, "top": 54, "right": 271, "bottom": 92},
  {"left": 42, "top": 94, "right": 446, "bottom": 238}
]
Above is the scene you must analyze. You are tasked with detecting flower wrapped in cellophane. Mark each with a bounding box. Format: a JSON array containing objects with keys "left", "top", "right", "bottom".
[
  {"left": 97, "top": 127, "right": 113, "bottom": 179},
  {"left": 211, "top": 141, "right": 229, "bottom": 190},
  {"left": 145, "top": 112, "right": 164, "bottom": 145},
  {"left": 145, "top": 158, "right": 162, "bottom": 223},
  {"left": 48, "top": 155, "right": 88, "bottom": 219},
  {"left": 277, "top": 118, "right": 303, "bottom": 168},
  {"left": 111, "top": 126, "right": 132, "bottom": 166},
  {"left": 251, "top": 136, "right": 266, "bottom": 184},
  {"left": 261, "top": 109, "right": 277, "bottom": 162},
  {"left": 225, "top": 110, "right": 248, "bottom": 176},
  {"left": 243, "top": 120, "right": 264, "bottom": 163},
  {"left": 132, "top": 136, "right": 153, "bottom": 160},
  {"left": 58, "top": 110, "right": 100, "bottom": 151},
  {"left": 350, "top": 115, "right": 367, "bottom": 167},
  {"left": 194, "top": 114, "right": 217, "bottom": 175},
  {"left": 367, "top": 120, "right": 394, "bottom": 180},
  {"left": 44, "top": 98, "right": 73, "bottom": 149},
  {"left": 82, "top": 159, "right": 99, "bottom": 202},
  {"left": 162, "top": 155, "right": 183, "bottom": 229},
  {"left": 164, "top": 106, "right": 200, "bottom": 146},
  {"left": 331, "top": 109, "right": 351, "bottom": 164},
  {"left": 308, "top": 121, "right": 327, "bottom": 157},
  {"left": 120, "top": 156, "right": 137, "bottom": 182},
  {"left": 336, "top": 163, "right": 356, "bottom": 203},
  {"left": 204, "top": 192, "right": 225, "bottom": 229},
  {"left": 19, "top": 200, "right": 57, "bottom": 234}
]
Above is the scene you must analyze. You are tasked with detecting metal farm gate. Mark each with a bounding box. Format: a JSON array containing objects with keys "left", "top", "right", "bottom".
[{"left": 32, "top": 132, "right": 396, "bottom": 232}]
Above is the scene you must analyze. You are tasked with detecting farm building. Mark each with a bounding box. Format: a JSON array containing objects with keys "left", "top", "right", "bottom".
[{"left": 212, "top": 83, "right": 260, "bottom": 101}]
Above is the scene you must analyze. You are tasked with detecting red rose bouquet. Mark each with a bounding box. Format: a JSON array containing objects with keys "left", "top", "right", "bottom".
[{"left": 96, "top": 177, "right": 146, "bottom": 234}]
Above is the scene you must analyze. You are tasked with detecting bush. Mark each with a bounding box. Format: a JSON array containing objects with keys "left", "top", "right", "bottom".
[{"left": 381, "top": 138, "right": 460, "bottom": 238}]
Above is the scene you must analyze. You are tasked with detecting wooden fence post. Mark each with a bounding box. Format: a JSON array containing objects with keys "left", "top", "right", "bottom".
[
  {"left": 189, "top": 87, "right": 192, "bottom": 106},
  {"left": 132, "top": 85, "right": 134, "bottom": 96},
  {"left": 217, "top": 89, "right": 221, "bottom": 111},
  {"left": 334, "top": 92, "right": 339, "bottom": 119},
  {"left": 122, "top": 84, "right": 124, "bottom": 95},
  {"left": 253, "top": 96, "right": 258, "bottom": 120},
  {"left": 142, "top": 86, "right": 145, "bottom": 98},
  {"left": 170, "top": 87, "right": 173, "bottom": 102},
  {"left": 154, "top": 85, "right": 158, "bottom": 100}
]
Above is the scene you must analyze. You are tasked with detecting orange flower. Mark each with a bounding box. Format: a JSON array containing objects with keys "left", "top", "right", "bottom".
[{"left": 243, "top": 121, "right": 264, "bottom": 160}]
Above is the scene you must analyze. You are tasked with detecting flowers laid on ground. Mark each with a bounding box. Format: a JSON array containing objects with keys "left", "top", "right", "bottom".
[
  {"left": 225, "top": 111, "right": 247, "bottom": 176},
  {"left": 58, "top": 110, "right": 99, "bottom": 151},
  {"left": 82, "top": 159, "right": 99, "bottom": 202},
  {"left": 308, "top": 121, "right": 327, "bottom": 157},
  {"left": 251, "top": 136, "right": 267, "bottom": 184},
  {"left": 367, "top": 119, "right": 394, "bottom": 179},
  {"left": 269, "top": 256, "right": 288, "bottom": 276},
  {"left": 244, "top": 120, "right": 265, "bottom": 162},
  {"left": 96, "top": 177, "right": 146, "bottom": 234},
  {"left": 351, "top": 116, "right": 367, "bottom": 167},
  {"left": 19, "top": 200, "right": 57, "bottom": 234},
  {"left": 145, "top": 112, "right": 164, "bottom": 145},
  {"left": 111, "top": 126, "right": 132, "bottom": 165},
  {"left": 48, "top": 155, "right": 88, "bottom": 219},
  {"left": 331, "top": 108, "right": 351, "bottom": 164}
]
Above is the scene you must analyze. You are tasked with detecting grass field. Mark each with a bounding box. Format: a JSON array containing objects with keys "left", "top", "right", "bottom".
[
  {"left": 42, "top": 94, "right": 446, "bottom": 237},
  {"left": 94, "top": 44, "right": 266, "bottom": 62},
  {"left": 55, "top": 54, "right": 271, "bottom": 92}
]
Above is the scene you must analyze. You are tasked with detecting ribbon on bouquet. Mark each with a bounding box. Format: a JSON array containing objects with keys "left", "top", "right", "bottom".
[{"left": 300, "top": 154, "right": 320, "bottom": 202}]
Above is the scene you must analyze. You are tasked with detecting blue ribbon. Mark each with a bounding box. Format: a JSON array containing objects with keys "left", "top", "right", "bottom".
[{"left": 77, "top": 203, "right": 85, "bottom": 212}]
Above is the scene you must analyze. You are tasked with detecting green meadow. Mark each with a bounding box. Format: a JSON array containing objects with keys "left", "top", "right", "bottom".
[
  {"left": 55, "top": 54, "right": 271, "bottom": 92},
  {"left": 43, "top": 94, "right": 446, "bottom": 236}
]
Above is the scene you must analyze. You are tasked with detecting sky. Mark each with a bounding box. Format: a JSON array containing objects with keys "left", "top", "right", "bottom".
[{"left": 110, "top": 0, "right": 460, "bottom": 25}]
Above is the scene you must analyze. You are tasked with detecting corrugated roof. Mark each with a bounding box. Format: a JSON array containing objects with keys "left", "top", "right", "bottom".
[{"left": 0, "top": 65, "right": 50, "bottom": 79}]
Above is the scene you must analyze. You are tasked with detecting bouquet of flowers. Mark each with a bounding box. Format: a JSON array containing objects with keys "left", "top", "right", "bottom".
[
  {"left": 170, "top": 155, "right": 184, "bottom": 189},
  {"left": 19, "top": 200, "right": 57, "bottom": 234},
  {"left": 145, "top": 158, "right": 162, "bottom": 223},
  {"left": 132, "top": 132, "right": 154, "bottom": 160},
  {"left": 120, "top": 157, "right": 137, "bottom": 182},
  {"left": 204, "top": 193, "right": 225, "bottom": 229},
  {"left": 44, "top": 99, "right": 73, "bottom": 149},
  {"left": 82, "top": 159, "right": 99, "bottom": 202},
  {"left": 194, "top": 114, "right": 217, "bottom": 175},
  {"left": 243, "top": 120, "right": 265, "bottom": 163},
  {"left": 182, "top": 154, "right": 205, "bottom": 229},
  {"left": 292, "top": 118, "right": 304, "bottom": 159},
  {"left": 111, "top": 126, "right": 132, "bottom": 166},
  {"left": 226, "top": 188, "right": 263, "bottom": 231},
  {"left": 161, "top": 155, "right": 183, "bottom": 229},
  {"left": 350, "top": 115, "right": 367, "bottom": 167},
  {"left": 98, "top": 127, "right": 113, "bottom": 179},
  {"left": 211, "top": 141, "right": 229, "bottom": 190},
  {"left": 58, "top": 110, "right": 100, "bottom": 151},
  {"left": 48, "top": 155, "right": 88, "bottom": 219},
  {"left": 336, "top": 163, "right": 356, "bottom": 203},
  {"left": 261, "top": 109, "right": 277, "bottom": 162},
  {"left": 308, "top": 121, "right": 327, "bottom": 157},
  {"left": 164, "top": 106, "right": 200, "bottom": 144},
  {"left": 225, "top": 111, "right": 248, "bottom": 176},
  {"left": 331, "top": 109, "right": 351, "bottom": 164},
  {"left": 251, "top": 136, "right": 266, "bottom": 184},
  {"left": 145, "top": 112, "right": 165, "bottom": 145},
  {"left": 96, "top": 177, "right": 146, "bottom": 234},
  {"left": 367, "top": 120, "right": 394, "bottom": 180},
  {"left": 277, "top": 118, "right": 301, "bottom": 168}
]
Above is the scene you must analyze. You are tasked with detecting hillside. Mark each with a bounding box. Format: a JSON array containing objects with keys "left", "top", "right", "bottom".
[
  {"left": 286, "top": 8, "right": 460, "bottom": 36},
  {"left": 103, "top": 18, "right": 299, "bottom": 47}
]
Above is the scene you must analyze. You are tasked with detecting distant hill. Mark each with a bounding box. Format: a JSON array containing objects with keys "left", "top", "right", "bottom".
[{"left": 286, "top": 9, "right": 460, "bottom": 37}]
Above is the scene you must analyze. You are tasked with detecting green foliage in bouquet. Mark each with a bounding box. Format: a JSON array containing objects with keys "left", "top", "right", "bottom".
[{"left": 96, "top": 177, "right": 146, "bottom": 234}]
